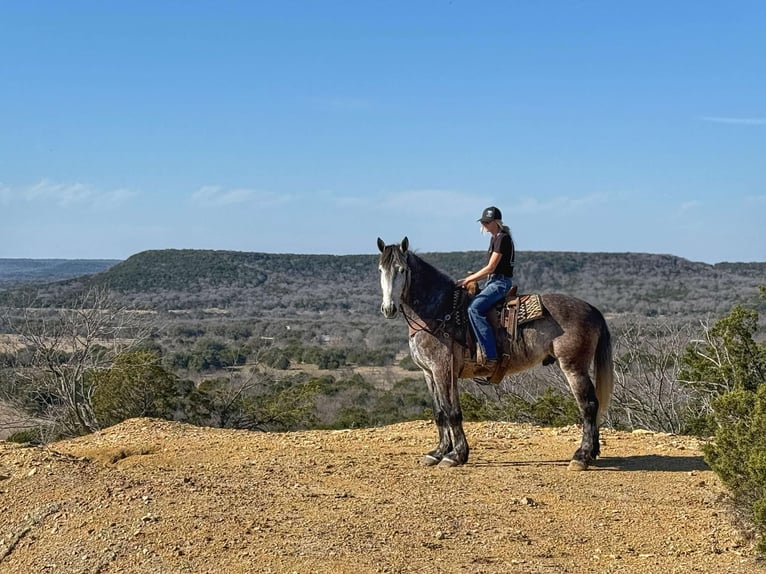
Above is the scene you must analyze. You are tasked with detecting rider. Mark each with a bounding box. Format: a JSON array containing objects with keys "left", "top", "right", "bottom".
[{"left": 457, "top": 206, "right": 515, "bottom": 374}]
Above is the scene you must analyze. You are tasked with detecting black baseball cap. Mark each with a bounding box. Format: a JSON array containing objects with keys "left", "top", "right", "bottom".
[{"left": 478, "top": 206, "right": 502, "bottom": 223}]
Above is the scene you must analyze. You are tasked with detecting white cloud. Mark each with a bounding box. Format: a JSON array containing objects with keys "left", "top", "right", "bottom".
[
  {"left": 0, "top": 183, "right": 11, "bottom": 205},
  {"left": 680, "top": 200, "right": 701, "bottom": 212},
  {"left": 745, "top": 194, "right": 766, "bottom": 205},
  {"left": 333, "top": 189, "right": 612, "bottom": 221},
  {"left": 191, "top": 185, "right": 291, "bottom": 207},
  {"left": 331, "top": 194, "right": 372, "bottom": 208},
  {"left": 700, "top": 116, "right": 766, "bottom": 126},
  {"left": 26, "top": 179, "right": 93, "bottom": 205},
  {"left": 93, "top": 188, "right": 140, "bottom": 210},
  {"left": 2, "top": 179, "right": 138, "bottom": 209},
  {"left": 514, "top": 192, "right": 610, "bottom": 214},
  {"left": 376, "top": 189, "right": 490, "bottom": 218}
]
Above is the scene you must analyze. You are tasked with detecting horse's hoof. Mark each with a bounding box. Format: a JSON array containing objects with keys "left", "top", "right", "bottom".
[
  {"left": 437, "top": 456, "right": 460, "bottom": 468},
  {"left": 420, "top": 454, "right": 442, "bottom": 466},
  {"left": 568, "top": 459, "right": 588, "bottom": 472}
]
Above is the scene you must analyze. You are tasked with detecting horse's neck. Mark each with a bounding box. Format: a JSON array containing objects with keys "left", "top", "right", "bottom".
[{"left": 406, "top": 254, "right": 454, "bottom": 318}]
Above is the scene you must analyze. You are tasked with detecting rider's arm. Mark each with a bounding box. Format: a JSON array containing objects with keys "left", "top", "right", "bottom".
[{"left": 457, "top": 251, "right": 502, "bottom": 287}]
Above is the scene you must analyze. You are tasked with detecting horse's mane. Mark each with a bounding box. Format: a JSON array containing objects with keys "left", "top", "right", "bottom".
[
  {"left": 406, "top": 251, "right": 458, "bottom": 317},
  {"left": 406, "top": 251, "right": 455, "bottom": 289}
]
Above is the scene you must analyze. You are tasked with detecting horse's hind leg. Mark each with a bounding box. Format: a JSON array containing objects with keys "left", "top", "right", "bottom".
[{"left": 560, "top": 363, "right": 600, "bottom": 470}]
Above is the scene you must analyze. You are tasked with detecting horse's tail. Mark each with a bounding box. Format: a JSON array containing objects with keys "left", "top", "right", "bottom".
[{"left": 594, "top": 316, "right": 614, "bottom": 425}]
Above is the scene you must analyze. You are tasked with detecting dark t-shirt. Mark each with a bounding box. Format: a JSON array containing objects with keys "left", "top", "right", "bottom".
[{"left": 488, "top": 231, "right": 515, "bottom": 277}]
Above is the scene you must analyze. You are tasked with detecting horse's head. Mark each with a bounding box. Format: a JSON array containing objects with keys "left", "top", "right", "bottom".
[{"left": 377, "top": 236, "right": 409, "bottom": 318}]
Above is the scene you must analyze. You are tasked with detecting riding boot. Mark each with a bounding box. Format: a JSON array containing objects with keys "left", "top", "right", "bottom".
[{"left": 472, "top": 359, "right": 498, "bottom": 385}]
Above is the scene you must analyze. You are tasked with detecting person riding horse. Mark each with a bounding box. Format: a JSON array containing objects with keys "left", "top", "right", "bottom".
[
  {"left": 377, "top": 236, "right": 613, "bottom": 469},
  {"left": 456, "top": 206, "right": 516, "bottom": 381}
]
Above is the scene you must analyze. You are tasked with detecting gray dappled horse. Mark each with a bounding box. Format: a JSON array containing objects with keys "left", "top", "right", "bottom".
[{"left": 377, "top": 237, "right": 614, "bottom": 470}]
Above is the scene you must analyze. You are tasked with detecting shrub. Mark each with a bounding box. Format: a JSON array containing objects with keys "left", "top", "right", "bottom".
[
  {"left": 704, "top": 385, "right": 766, "bottom": 552},
  {"left": 679, "top": 305, "right": 766, "bottom": 435},
  {"left": 460, "top": 388, "right": 580, "bottom": 426},
  {"left": 269, "top": 354, "right": 291, "bottom": 370},
  {"left": 92, "top": 351, "right": 178, "bottom": 428},
  {"left": 333, "top": 406, "right": 371, "bottom": 429},
  {"left": 6, "top": 427, "right": 46, "bottom": 445}
]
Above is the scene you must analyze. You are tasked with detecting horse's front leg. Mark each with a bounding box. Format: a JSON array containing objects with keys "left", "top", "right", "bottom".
[
  {"left": 420, "top": 371, "right": 453, "bottom": 466},
  {"left": 432, "top": 357, "right": 469, "bottom": 468},
  {"left": 412, "top": 336, "right": 469, "bottom": 467},
  {"left": 438, "top": 402, "right": 469, "bottom": 468}
]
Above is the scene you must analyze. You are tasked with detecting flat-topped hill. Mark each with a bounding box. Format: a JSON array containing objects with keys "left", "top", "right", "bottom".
[{"left": 1, "top": 248, "right": 763, "bottom": 319}]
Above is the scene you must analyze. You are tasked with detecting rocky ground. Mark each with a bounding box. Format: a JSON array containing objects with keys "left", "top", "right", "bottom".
[{"left": 0, "top": 418, "right": 758, "bottom": 573}]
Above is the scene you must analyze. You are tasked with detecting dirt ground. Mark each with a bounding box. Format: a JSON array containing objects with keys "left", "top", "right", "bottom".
[{"left": 0, "top": 418, "right": 758, "bottom": 574}]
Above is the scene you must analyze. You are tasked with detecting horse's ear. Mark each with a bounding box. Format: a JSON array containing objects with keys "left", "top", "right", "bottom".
[
  {"left": 377, "top": 237, "right": 386, "bottom": 253},
  {"left": 401, "top": 237, "right": 409, "bottom": 253}
]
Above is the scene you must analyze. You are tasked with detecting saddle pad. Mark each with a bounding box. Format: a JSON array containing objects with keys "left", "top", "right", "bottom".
[{"left": 516, "top": 294, "right": 544, "bottom": 325}]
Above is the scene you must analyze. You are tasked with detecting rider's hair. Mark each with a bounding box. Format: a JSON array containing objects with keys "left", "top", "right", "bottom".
[{"left": 481, "top": 219, "right": 511, "bottom": 237}]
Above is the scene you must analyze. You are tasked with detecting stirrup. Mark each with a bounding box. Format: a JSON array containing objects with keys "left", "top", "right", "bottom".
[{"left": 472, "top": 359, "right": 497, "bottom": 385}]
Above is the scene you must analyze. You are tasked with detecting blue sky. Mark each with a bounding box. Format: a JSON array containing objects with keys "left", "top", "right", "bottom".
[{"left": 1, "top": 1, "right": 764, "bottom": 263}]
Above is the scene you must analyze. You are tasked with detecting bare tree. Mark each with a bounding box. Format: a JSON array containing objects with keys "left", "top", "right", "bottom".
[
  {"left": 1, "top": 287, "right": 151, "bottom": 438},
  {"left": 610, "top": 318, "right": 696, "bottom": 433}
]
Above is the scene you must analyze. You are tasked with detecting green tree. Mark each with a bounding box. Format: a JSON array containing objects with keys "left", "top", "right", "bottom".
[
  {"left": 256, "top": 378, "right": 320, "bottom": 431},
  {"left": 684, "top": 299, "right": 766, "bottom": 551},
  {"left": 91, "top": 351, "right": 178, "bottom": 428},
  {"left": 681, "top": 305, "right": 766, "bottom": 393},
  {"left": 679, "top": 305, "right": 766, "bottom": 434},
  {"left": 195, "top": 373, "right": 319, "bottom": 431}
]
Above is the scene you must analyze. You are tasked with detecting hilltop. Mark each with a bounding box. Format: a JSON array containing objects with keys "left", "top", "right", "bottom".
[{"left": 0, "top": 418, "right": 754, "bottom": 573}]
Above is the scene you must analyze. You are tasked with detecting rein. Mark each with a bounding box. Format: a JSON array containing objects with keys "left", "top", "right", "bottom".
[
  {"left": 400, "top": 303, "right": 452, "bottom": 339},
  {"left": 383, "top": 246, "right": 466, "bottom": 343},
  {"left": 398, "top": 266, "right": 447, "bottom": 337},
  {"left": 399, "top": 279, "right": 465, "bottom": 342}
]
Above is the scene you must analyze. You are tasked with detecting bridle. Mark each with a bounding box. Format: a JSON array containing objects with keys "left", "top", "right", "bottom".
[
  {"left": 379, "top": 241, "right": 466, "bottom": 343},
  {"left": 392, "top": 255, "right": 458, "bottom": 341}
]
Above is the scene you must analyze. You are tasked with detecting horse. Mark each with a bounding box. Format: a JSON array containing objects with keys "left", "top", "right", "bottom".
[{"left": 377, "top": 237, "right": 614, "bottom": 470}]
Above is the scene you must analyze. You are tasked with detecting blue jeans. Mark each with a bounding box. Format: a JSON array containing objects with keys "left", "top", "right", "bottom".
[{"left": 468, "top": 275, "right": 514, "bottom": 361}]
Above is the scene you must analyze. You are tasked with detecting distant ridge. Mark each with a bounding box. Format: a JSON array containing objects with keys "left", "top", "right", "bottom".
[
  {"left": 0, "top": 258, "right": 120, "bottom": 289},
  {"left": 0, "top": 249, "right": 763, "bottom": 320}
]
